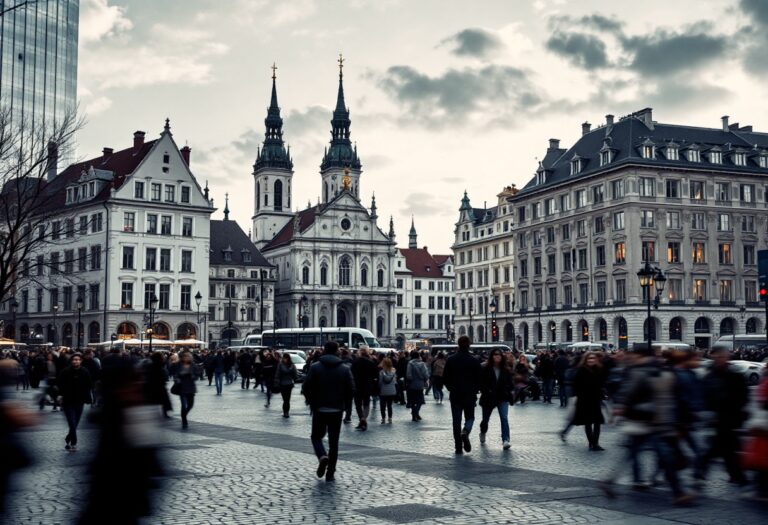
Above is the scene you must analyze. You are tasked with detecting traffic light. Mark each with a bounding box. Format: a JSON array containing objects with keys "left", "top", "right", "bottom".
[
  {"left": 491, "top": 320, "right": 498, "bottom": 341},
  {"left": 759, "top": 250, "right": 768, "bottom": 301}
]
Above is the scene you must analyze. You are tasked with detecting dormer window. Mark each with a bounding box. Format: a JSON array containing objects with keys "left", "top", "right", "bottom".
[
  {"left": 600, "top": 149, "right": 612, "bottom": 166},
  {"left": 687, "top": 148, "right": 701, "bottom": 162},
  {"left": 709, "top": 149, "right": 722, "bottom": 164},
  {"left": 570, "top": 156, "right": 583, "bottom": 175},
  {"left": 666, "top": 145, "right": 679, "bottom": 161},
  {"left": 242, "top": 250, "right": 252, "bottom": 263},
  {"left": 733, "top": 151, "right": 746, "bottom": 166},
  {"left": 641, "top": 141, "right": 655, "bottom": 159},
  {"left": 760, "top": 152, "right": 768, "bottom": 168}
]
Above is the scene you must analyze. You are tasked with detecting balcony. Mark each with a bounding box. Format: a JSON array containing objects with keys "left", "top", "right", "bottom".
[
  {"left": 720, "top": 300, "right": 736, "bottom": 307},
  {"left": 669, "top": 300, "right": 685, "bottom": 306},
  {"left": 695, "top": 299, "right": 711, "bottom": 306}
]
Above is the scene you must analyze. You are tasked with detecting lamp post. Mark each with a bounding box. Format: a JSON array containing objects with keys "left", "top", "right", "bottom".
[
  {"left": 735, "top": 305, "right": 746, "bottom": 351},
  {"left": 259, "top": 270, "right": 265, "bottom": 333},
  {"left": 148, "top": 294, "right": 158, "bottom": 354},
  {"left": 9, "top": 298, "right": 18, "bottom": 342},
  {"left": 637, "top": 262, "right": 666, "bottom": 352},
  {"left": 52, "top": 304, "right": 59, "bottom": 346},
  {"left": 110, "top": 332, "right": 116, "bottom": 351},
  {"left": 468, "top": 304, "right": 474, "bottom": 342},
  {"left": 195, "top": 291, "right": 202, "bottom": 337},
  {"left": 489, "top": 297, "right": 497, "bottom": 342},
  {"left": 75, "top": 296, "right": 84, "bottom": 350},
  {"left": 227, "top": 295, "right": 233, "bottom": 347},
  {"left": 511, "top": 299, "right": 516, "bottom": 348}
]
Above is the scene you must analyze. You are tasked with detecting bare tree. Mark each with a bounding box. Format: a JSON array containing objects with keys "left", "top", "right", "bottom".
[{"left": 0, "top": 105, "right": 85, "bottom": 306}]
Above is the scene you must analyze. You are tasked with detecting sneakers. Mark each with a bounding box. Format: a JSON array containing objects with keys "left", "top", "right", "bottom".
[
  {"left": 381, "top": 418, "right": 386, "bottom": 424},
  {"left": 343, "top": 418, "right": 352, "bottom": 424},
  {"left": 316, "top": 456, "right": 329, "bottom": 478},
  {"left": 461, "top": 429, "right": 472, "bottom": 452},
  {"left": 503, "top": 440, "right": 511, "bottom": 450},
  {"left": 479, "top": 432, "right": 486, "bottom": 444},
  {"left": 387, "top": 418, "right": 392, "bottom": 424}
]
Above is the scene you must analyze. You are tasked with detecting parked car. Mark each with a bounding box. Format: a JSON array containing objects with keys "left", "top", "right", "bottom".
[{"left": 729, "top": 360, "right": 766, "bottom": 386}]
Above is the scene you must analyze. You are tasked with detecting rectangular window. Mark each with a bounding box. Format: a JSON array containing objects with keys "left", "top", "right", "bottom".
[
  {"left": 596, "top": 281, "right": 606, "bottom": 303},
  {"left": 717, "top": 213, "right": 731, "bottom": 231},
  {"left": 545, "top": 198, "right": 555, "bottom": 216},
  {"left": 520, "top": 259, "right": 528, "bottom": 278},
  {"left": 147, "top": 214, "right": 157, "bottom": 234},
  {"left": 594, "top": 216, "right": 605, "bottom": 234},
  {"left": 91, "top": 213, "right": 103, "bottom": 233},
  {"left": 161, "top": 216, "right": 172, "bottom": 235},
  {"left": 592, "top": 185, "right": 604, "bottom": 204},
  {"left": 180, "top": 285, "right": 191, "bottom": 311},
  {"left": 614, "top": 242, "right": 626, "bottom": 264},
  {"left": 562, "top": 251, "right": 572, "bottom": 272},
  {"left": 546, "top": 227, "right": 555, "bottom": 243},
  {"left": 579, "top": 283, "right": 588, "bottom": 305},
  {"left": 666, "top": 211, "right": 681, "bottom": 229},
  {"left": 741, "top": 184, "right": 755, "bottom": 203},
  {"left": 50, "top": 252, "right": 60, "bottom": 274},
  {"left": 151, "top": 183, "right": 161, "bottom": 201},
  {"left": 578, "top": 249, "right": 587, "bottom": 270},
  {"left": 159, "top": 249, "right": 171, "bottom": 271},
  {"left": 165, "top": 185, "right": 175, "bottom": 202},
  {"left": 563, "top": 285, "right": 573, "bottom": 305},
  {"left": 666, "top": 179, "right": 680, "bottom": 198},
  {"left": 692, "top": 242, "right": 706, "bottom": 264},
  {"left": 690, "top": 180, "right": 706, "bottom": 201},
  {"left": 64, "top": 250, "right": 74, "bottom": 274},
  {"left": 121, "top": 283, "right": 133, "bottom": 308},
  {"left": 181, "top": 250, "right": 192, "bottom": 272},
  {"left": 742, "top": 215, "right": 756, "bottom": 232},
  {"left": 159, "top": 284, "right": 170, "bottom": 309},
  {"left": 611, "top": 179, "right": 625, "bottom": 199},
  {"left": 123, "top": 212, "right": 135, "bottom": 232},
  {"left": 577, "top": 220, "right": 586, "bottom": 237},
  {"left": 575, "top": 189, "right": 586, "bottom": 208},
  {"left": 746, "top": 281, "right": 757, "bottom": 303},
  {"left": 720, "top": 280, "right": 733, "bottom": 302},
  {"left": 182, "top": 217, "right": 193, "bottom": 237},
  {"left": 65, "top": 219, "right": 74, "bottom": 238},
  {"left": 78, "top": 247, "right": 87, "bottom": 272},
  {"left": 122, "top": 246, "right": 135, "bottom": 269},
  {"left": 717, "top": 243, "right": 732, "bottom": 265},
  {"left": 615, "top": 279, "right": 626, "bottom": 302},
  {"left": 548, "top": 287, "right": 557, "bottom": 307},
  {"left": 640, "top": 210, "right": 655, "bottom": 228},
  {"left": 715, "top": 182, "right": 730, "bottom": 202},
  {"left": 414, "top": 296, "right": 422, "bottom": 308},
  {"left": 691, "top": 212, "right": 705, "bottom": 230},
  {"left": 560, "top": 193, "right": 571, "bottom": 212},
  {"left": 181, "top": 186, "right": 190, "bottom": 203},
  {"left": 63, "top": 286, "right": 72, "bottom": 311},
  {"left": 547, "top": 253, "right": 556, "bottom": 273},
  {"left": 596, "top": 245, "right": 606, "bottom": 266},
  {"left": 144, "top": 283, "right": 156, "bottom": 309},
  {"left": 52, "top": 221, "right": 61, "bottom": 240},
  {"left": 613, "top": 211, "right": 625, "bottom": 230},
  {"left": 135, "top": 181, "right": 144, "bottom": 199},
  {"left": 36, "top": 255, "right": 44, "bottom": 276},
  {"left": 639, "top": 177, "right": 655, "bottom": 197},
  {"left": 744, "top": 245, "right": 756, "bottom": 265},
  {"left": 561, "top": 224, "right": 570, "bottom": 240},
  {"left": 79, "top": 216, "right": 88, "bottom": 235},
  {"left": 642, "top": 241, "right": 655, "bottom": 262},
  {"left": 667, "top": 242, "right": 680, "bottom": 263},
  {"left": 534, "top": 256, "right": 542, "bottom": 276},
  {"left": 145, "top": 247, "right": 157, "bottom": 270}
]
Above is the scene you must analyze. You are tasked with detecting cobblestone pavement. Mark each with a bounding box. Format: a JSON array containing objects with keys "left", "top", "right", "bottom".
[{"left": 4, "top": 383, "right": 767, "bottom": 524}]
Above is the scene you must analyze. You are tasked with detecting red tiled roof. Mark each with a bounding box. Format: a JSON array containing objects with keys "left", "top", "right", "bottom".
[
  {"left": 263, "top": 205, "right": 320, "bottom": 251},
  {"left": 38, "top": 139, "right": 158, "bottom": 213},
  {"left": 399, "top": 248, "right": 444, "bottom": 278},
  {"left": 433, "top": 254, "right": 452, "bottom": 266}
]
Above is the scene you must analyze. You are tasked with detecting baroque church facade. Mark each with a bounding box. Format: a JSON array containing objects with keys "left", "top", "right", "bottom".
[{"left": 251, "top": 62, "right": 397, "bottom": 337}]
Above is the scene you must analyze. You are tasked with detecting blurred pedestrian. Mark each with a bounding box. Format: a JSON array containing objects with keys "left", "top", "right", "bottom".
[
  {"left": 57, "top": 353, "right": 93, "bottom": 451},
  {"left": 144, "top": 352, "right": 172, "bottom": 418},
  {"left": 430, "top": 352, "right": 446, "bottom": 404},
  {"left": 261, "top": 351, "right": 277, "bottom": 408},
  {"left": 562, "top": 351, "right": 605, "bottom": 450},
  {"left": 172, "top": 351, "right": 197, "bottom": 429},
  {"left": 406, "top": 350, "right": 429, "bottom": 422},
  {"left": 351, "top": 347, "right": 378, "bottom": 431}
]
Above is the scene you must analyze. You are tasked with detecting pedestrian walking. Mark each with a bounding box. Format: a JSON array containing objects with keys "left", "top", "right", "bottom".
[
  {"left": 378, "top": 358, "right": 397, "bottom": 424},
  {"left": 239, "top": 350, "right": 253, "bottom": 390},
  {"left": 275, "top": 353, "right": 298, "bottom": 418},
  {"left": 561, "top": 351, "right": 606, "bottom": 450},
  {"left": 406, "top": 350, "right": 429, "bottom": 422},
  {"left": 443, "top": 335, "right": 482, "bottom": 454},
  {"left": 171, "top": 351, "right": 197, "bottom": 429},
  {"left": 478, "top": 349, "right": 514, "bottom": 450},
  {"left": 430, "top": 352, "right": 446, "bottom": 404},
  {"left": 56, "top": 353, "right": 92, "bottom": 451},
  {"left": 302, "top": 341, "right": 355, "bottom": 482},
  {"left": 537, "top": 351, "right": 555, "bottom": 404},
  {"left": 144, "top": 352, "right": 172, "bottom": 418},
  {"left": 351, "top": 347, "right": 378, "bottom": 431},
  {"left": 212, "top": 350, "right": 225, "bottom": 395},
  {"left": 261, "top": 351, "right": 277, "bottom": 408}
]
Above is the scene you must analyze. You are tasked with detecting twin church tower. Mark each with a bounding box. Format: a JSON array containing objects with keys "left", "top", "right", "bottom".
[{"left": 252, "top": 57, "right": 364, "bottom": 249}]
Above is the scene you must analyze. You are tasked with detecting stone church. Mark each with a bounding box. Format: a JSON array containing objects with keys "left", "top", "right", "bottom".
[{"left": 251, "top": 61, "right": 396, "bottom": 337}]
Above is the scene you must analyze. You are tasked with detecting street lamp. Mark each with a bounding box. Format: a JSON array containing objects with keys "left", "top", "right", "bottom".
[
  {"left": 75, "top": 296, "right": 84, "bottom": 350},
  {"left": 297, "top": 294, "right": 308, "bottom": 328},
  {"left": 110, "top": 332, "right": 117, "bottom": 351},
  {"left": 52, "top": 304, "right": 59, "bottom": 346},
  {"left": 195, "top": 291, "right": 202, "bottom": 327},
  {"left": 9, "top": 298, "right": 18, "bottom": 342},
  {"left": 489, "top": 297, "right": 497, "bottom": 342},
  {"left": 637, "top": 262, "right": 666, "bottom": 352},
  {"left": 227, "top": 294, "right": 233, "bottom": 347},
  {"left": 468, "top": 304, "right": 474, "bottom": 342},
  {"left": 240, "top": 306, "right": 246, "bottom": 322},
  {"left": 148, "top": 294, "right": 158, "bottom": 354}
]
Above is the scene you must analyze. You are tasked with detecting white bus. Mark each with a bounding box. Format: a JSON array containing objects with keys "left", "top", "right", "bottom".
[
  {"left": 260, "top": 327, "right": 383, "bottom": 352},
  {"left": 242, "top": 334, "right": 262, "bottom": 347},
  {"left": 712, "top": 334, "right": 767, "bottom": 352}
]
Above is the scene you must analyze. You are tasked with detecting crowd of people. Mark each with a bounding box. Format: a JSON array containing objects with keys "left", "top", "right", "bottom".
[{"left": 1, "top": 336, "right": 767, "bottom": 521}]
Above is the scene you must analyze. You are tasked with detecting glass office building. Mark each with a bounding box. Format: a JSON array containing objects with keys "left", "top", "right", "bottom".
[{"left": 0, "top": 0, "right": 79, "bottom": 130}]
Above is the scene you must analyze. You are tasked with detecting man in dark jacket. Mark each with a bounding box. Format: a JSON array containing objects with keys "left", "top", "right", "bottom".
[
  {"left": 350, "top": 348, "right": 378, "bottom": 431},
  {"left": 443, "top": 336, "right": 481, "bottom": 454},
  {"left": 57, "top": 353, "right": 92, "bottom": 451},
  {"left": 302, "top": 342, "right": 355, "bottom": 482},
  {"left": 238, "top": 351, "right": 253, "bottom": 390},
  {"left": 537, "top": 352, "right": 555, "bottom": 404},
  {"left": 554, "top": 350, "right": 570, "bottom": 407},
  {"left": 701, "top": 347, "right": 749, "bottom": 485}
]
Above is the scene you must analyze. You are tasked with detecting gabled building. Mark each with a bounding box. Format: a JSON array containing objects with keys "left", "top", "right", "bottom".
[
  {"left": 3, "top": 121, "right": 213, "bottom": 346},
  {"left": 254, "top": 63, "right": 396, "bottom": 337}
]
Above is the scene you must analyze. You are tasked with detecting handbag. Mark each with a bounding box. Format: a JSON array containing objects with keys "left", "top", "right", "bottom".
[{"left": 170, "top": 382, "right": 181, "bottom": 396}]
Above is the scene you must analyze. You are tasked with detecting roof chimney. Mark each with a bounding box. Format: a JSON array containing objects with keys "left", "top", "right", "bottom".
[
  {"left": 46, "top": 141, "right": 58, "bottom": 182},
  {"left": 133, "top": 131, "right": 145, "bottom": 153},
  {"left": 102, "top": 147, "right": 113, "bottom": 159},
  {"left": 721, "top": 116, "right": 729, "bottom": 132},
  {"left": 605, "top": 114, "right": 614, "bottom": 126},
  {"left": 180, "top": 145, "right": 191, "bottom": 166},
  {"left": 548, "top": 138, "right": 560, "bottom": 150},
  {"left": 582, "top": 122, "right": 591, "bottom": 135},
  {"left": 634, "top": 108, "right": 654, "bottom": 129}
]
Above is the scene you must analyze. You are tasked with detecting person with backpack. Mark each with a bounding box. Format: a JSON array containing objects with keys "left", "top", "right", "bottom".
[
  {"left": 430, "top": 352, "right": 447, "bottom": 404},
  {"left": 378, "top": 358, "right": 397, "bottom": 424},
  {"left": 406, "top": 351, "right": 429, "bottom": 422}
]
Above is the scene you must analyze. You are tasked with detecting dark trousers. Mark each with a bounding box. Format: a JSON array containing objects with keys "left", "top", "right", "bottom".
[
  {"left": 180, "top": 394, "right": 195, "bottom": 426},
  {"left": 280, "top": 385, "right": 293, "bottom": 415},
  {"left": 311, "top": 411, "right": 343, "bottom": 475},
  {"left": 63, "top": 403, "right": 84, "bottom": 446},
  {"left": 354, "top": 394, "right": 371, "bottom": 422},
  {"left": 450, "top": 401, "right": 475, "bottom": 449},
  {"left": 344, "top": 397, "right": 352, "bottom": 421},
  {"left": 585, "top": 422, "right": 601, "bottom": 446},
  {"left": 241, "top": 375, "right": 251, "bottom": 389},
  {"left": 702, "top": 426, "right": 747, "bottom": 483},
  {"left": 557, "top": 378, "right": 568, "bottom": 407},
  {"left": 379, "top": 396, "right": 394, "bottom": 419},
  {"left": 542, "top": 378, "right": 554, "bottom": 402}
]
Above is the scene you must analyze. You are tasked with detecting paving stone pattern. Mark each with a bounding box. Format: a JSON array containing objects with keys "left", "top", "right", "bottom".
[{"left": 4, "top": 385, "right": 767, "bottom": 524}]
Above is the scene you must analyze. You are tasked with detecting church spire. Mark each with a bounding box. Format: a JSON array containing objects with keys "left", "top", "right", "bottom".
[
  {"left": 370, "top": 192, "right": 378, "bottom": 221},
  {"left": 388, "top": 216, "right": 396, "bottom": 240},
  {"left": 321, "top": 54, "right": 361, "bottom": 171},
  {"left": 409, "top": 216, "right": 418, "bottom": 249},
  {"left": 223, "top": 193, "right": 230, "bottom": 221},
  {"left": 254, "top": 63, "right": 293, "bottom": 171}
]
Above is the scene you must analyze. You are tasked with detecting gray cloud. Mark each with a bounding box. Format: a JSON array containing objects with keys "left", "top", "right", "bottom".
[
  {"left": 441, "top": 28, "right": 504, "bottom": 58},
  {"left": 741, "top": 0, "right": 768, "bottom": 27},
  {"left": 400, "top": 192, "right": 453, "bottom": 217},
  {"left": 549, "top": 14, "right": 623, "bottom": 33},
  {"left": 378, "top": 64, "right": 542, "bottom": 127},
  {"left": 740, "top": 0, "right": 768, "bottom": 75},
  {"left": 284, "top": 105, "right": 330, "bottom": 137},
  {"left": 623, "top": 29, "right": 728, "bottom": 76},
  {"left": 545, "top": 31, "right": 608, "bottom": 70}
]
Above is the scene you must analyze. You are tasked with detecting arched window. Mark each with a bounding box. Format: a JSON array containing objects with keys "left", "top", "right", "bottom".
[
  {"left": 274, "top": 180, "right": 283, "bottom": 211},
  {"left": 669, "top": 318, "right": 683, "bottom": 340},
  {"left": 361, "top": 265, "right": 368, "bottom": 287},
  {"left": 88, "top": 321, "right": 100, "bottom": 343},
  {"left": 256, "top": 182, "right": 260, "bottom": 212},
  {"left": 746, "top": 317, "right": 758, "bottom": 334},
  {"left": 320, "top": 265, "right": 328, "bottom": 286},
  {"left": 598, "top": 319, "right": 607, "bottom": 340},
  {"left": 720, "top": 318, "right": 734, "bottom": 336},
  {"left": 339, "top": 257, "right": 351, "bottom": 286},
  {"left": 302, "top": 265, "right": 310, "bottom": 285},
  {"left": 694, "top": 317, "right": 710, "bottom": 334},
  {"left": 377, "top": 268, "right": 385, "bottom": 287}
]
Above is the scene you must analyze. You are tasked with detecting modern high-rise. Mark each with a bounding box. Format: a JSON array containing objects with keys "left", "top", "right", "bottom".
[{"left": 0, "top": 0, "right": 79, "bottom": 129}]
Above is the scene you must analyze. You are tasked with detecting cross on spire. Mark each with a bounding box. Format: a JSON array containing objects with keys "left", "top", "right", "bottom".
[
  {"left": 338, "top": 53, "right": 344, "bottom": 79},
  {"left": 271, "top": 62, "right": 277, "bottom": 80}
]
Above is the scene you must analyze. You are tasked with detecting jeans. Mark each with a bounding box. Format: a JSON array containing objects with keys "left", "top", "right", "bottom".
[
  {"left": 311, "top": 411, "right": 343, "bottom": 475},
  {"left": 214, "top": 372, "right": 224, "bottom": 394},
  {"left": 280, "top": 385, "right": 293, "bottom": 415},
  {"left": 450, "top": 400, "right": 476, "bottom": 450},
  {"left": 63, "top": 403, "right": 84, "bottom": 446},
  {"left": 542, "top": 378, "right": 554, "bottom": 403},
  {"left": 354, "top": 394, "right": 371, "bottom": 422},
  {"left": 431, "top": 377, "right": 444, "bottom": 402},
  {"left": 180, "top": 394, "right": 195, "bottom": 426},
  {"left": 379, "top": 396, "right": 394, "bottom": 419},
  {"left": 479, "top": 401, "right": 510, "bottom": 442}
]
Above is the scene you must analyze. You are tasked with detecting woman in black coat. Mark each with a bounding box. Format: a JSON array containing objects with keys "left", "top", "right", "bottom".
[
  {"left": 564, "top": 352, "right": 606, "bottom": 450},
  {"left": 479, "top": 349, "right": 514, "bottom": 449}
]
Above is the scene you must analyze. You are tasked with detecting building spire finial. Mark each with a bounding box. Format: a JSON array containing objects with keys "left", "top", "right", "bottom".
[
  {"left": 163, "top": 117, "right": 171, "bottom": 135},
  {"left": 338, "top": 53, "right": 344, "bottom": 80},
  {"left": 271, "top": 62, "right": 277, "bottom": 81},
  {"left": 409, "top": 216, "right": 418, "bottom": 249},
  {"left": 388, "top": 215, "right": 395, "bottom": 240},
  {"left": 224, "top": 192, "right": 230, "bottom": 221}
]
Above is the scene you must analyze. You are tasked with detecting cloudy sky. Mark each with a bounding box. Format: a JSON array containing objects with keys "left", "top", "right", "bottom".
[{"left": 77, "top": 0, "right": 768, "bottom": 253}]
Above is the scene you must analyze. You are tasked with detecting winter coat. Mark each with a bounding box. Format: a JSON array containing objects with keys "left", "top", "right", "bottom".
[
  {"left": 443, "top": 350, "right": 481, "bottom": 404},
  {"left": 379, "top": 370, "right": 397, "bottom": 397},
  {"left": 406, "top": 360, "right": 429, "bottom": 390},
  {"left": 172, "top": 364, "right": 197, "bottom": 395},
  {"left": 302, "top": 354, "right": 355, "bottom": 412},
  {"left": 274, "top": 362, "right": 298, "bottom": 387},
  {"left": 57, "top": 366, "right": 93, "bottom": 406},
  {"left": 572, "top": 366, "right": 605, "bottom": 425},
  {"left": 703, "top": 364, "right": 749, "bottom": 429},
  {"left": 479, "top": 365, "right": 514, "bottom": 407},
  {"left": 351, "top": 356, "right": 379, "bottom": 397}
]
